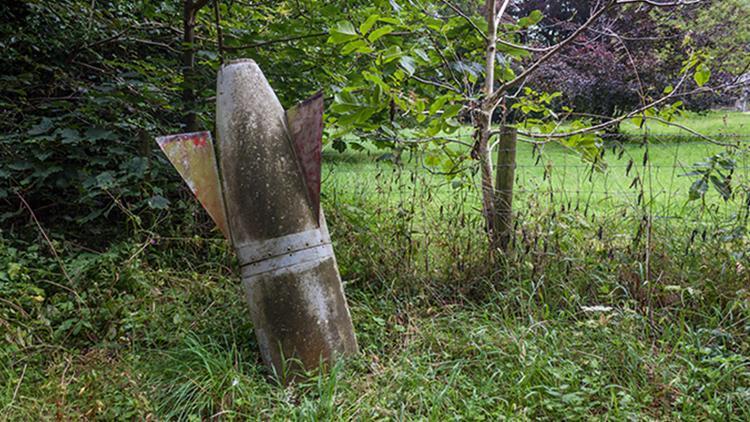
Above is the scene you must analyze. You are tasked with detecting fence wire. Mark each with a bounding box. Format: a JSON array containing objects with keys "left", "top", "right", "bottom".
[{"left": 325, "top": 132, "right": 750, "bottom": 269}]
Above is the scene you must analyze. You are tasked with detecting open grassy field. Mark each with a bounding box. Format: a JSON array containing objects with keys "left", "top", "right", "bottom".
[
  {"left": 1, "top": 112, "right": 749, "bottom": 420},
  {"left": 328, "top": 111, "right": 750, "bottom": 230}
]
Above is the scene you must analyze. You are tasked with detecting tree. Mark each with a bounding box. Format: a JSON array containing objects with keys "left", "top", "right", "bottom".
[
  {"left": 515, "top": 0, "right": 750, "bottom": 117},
  {"left": 182, "top": 0, "right": 211, "bottom": 132},
  {"left": 4, "top": 0, "right": 745, "bottom": 248}
]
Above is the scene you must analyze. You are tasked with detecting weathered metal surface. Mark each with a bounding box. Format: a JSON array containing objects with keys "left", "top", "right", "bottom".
[
  {"left": 216, "top": 59, "right": 316, "bottom": 247},
  {"left": 156, "top": 131, "right": 230, "bottom": 239},
  {"left": 242, "top": 254, "right": 356, "bottom": 374},
  {"left": 215, "top": 59, "right": 358, "bottom": 375},
  {"left": 286, "top": 91, "right": 324, "bottom": 221}
]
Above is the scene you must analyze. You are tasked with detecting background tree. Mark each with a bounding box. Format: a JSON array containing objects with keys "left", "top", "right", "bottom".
[{"left": 515, "top": 0, "right": 750, "bottom": 120}]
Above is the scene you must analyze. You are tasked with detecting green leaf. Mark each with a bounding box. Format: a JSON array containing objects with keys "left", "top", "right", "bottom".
[
  {"left": 362, "top": 70, "right": 389, "bottom": 91},
  {"left": 147, "top": 195, "right": 170, "bottom": 210},
  {"left": 360, "top": 15, "right": 380, "bottom": 35},
  {"left": 328, "top": 21, "right": 359, "bottom": 44},
  {"left": 332, "top": 138, "right": 347, "bottom": 153},
  {"left": 413, "top": 48, "right": 429, "bottom": 62},
  {"left": 424, "top": 152, "right": 441, "bottom": 166},
  {"left": 85, "top": 127, "right": 116, "bottom": 141},
  {"left": 429, "top": 94, "right": 452, "bottom": 115},
  {"left": 380, "top": 45, "right": 402, "bottom": 64},
  {"left": 398, "top": 55, "right": 416, "bottom": 76},
  {"left": 368, "top": 25, "right": 394, "bottom": 42},
  {"left": 709, "top": 175, "right": 731, "bottom": 200},
  {"left": 341, "top": 40, "right": 368, "bottom": 55},
  {"left": 28, "top": 118, "right": 53, "bottom": 136},
  {"left": 694, "top": 63, "right": 711, "bottom": 87},
  {"left": 96, "top": 171, "right": 115, "bottom": 189},
  {"left": 688, "top": 178, "right": 708, "bottom": 201},
  {"left": 442, "top": 104, "right": 463, "bottom": 119},
  {"left": 499, "top": 65, "right": 516, "bottom": 82},
  {"left": 518, "top": 10, "right": 543, "bottom": 28},
  {"left": 58, "top": 128, "right": 81, "bottom": 144}
]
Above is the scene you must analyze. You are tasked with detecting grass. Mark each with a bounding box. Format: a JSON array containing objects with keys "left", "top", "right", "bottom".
[
  {"left": 1, "top": 111, "right": 749, "bottom": 420},
  {"left": 621, "top": 110, "right": 750, "bottom": 136},
  {"left": 328, "top": 111, "right": 750, "bottom": 233}
]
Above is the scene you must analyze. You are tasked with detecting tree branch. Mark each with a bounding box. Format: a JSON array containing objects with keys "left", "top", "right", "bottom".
[
  {"left": 222, "top": 32, "right": 328, "bottom": 51},
  {"left": 508, "top": 73, "right": 750, "bottom": 141},
  {"left": 616, "top": 0, "right": 704, "bottom": 5},
  {"left": 644, "top": 116, "right": 740, "bottom": 147},
  {"left": 410, "top": 74, "right": 463, "bottom": 93},
  {"left": 495, "top": 0, "right": 512, "bottom": 27},
  {"left": 508, "top": 72, "right": 691, "bottom": 139},
  {"left": 440, "top": 0, "right": 486, "bottom": 40},
  {"left": 496, "top": 38, "right": 553, "bottom": 53}
]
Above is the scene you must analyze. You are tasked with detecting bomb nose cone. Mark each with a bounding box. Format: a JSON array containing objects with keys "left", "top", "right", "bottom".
[
  {"left": 216, "top": 60, "right": 317, "bottom": 247},
  {"left": 224, "top": 58, "right": 256, "bottom": 65}
]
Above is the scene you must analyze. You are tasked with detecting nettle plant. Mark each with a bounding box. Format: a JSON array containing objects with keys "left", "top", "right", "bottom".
[{"left": 322, "top": 0, "right": 734, "bottom": 247}]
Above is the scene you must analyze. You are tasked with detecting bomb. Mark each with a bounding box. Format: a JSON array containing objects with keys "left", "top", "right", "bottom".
[{"left": 156, "top": 59, "right": 357, "bottom": 376}]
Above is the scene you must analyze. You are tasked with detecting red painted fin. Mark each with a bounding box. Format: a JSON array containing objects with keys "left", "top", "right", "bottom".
[
  {"left": 155, "top": 131, "right": 230, "bottom": 239},
  {"left": 286, "top": 91, "right": 324, "bottom": 222}
]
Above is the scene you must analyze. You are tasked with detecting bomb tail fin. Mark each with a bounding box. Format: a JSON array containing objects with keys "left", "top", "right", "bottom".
[
  {"left": 155, "top": 131, "right": 230, "bottom": 239},
  {"left": 286, "top": 91, "right": 324, "bottom": 222}
]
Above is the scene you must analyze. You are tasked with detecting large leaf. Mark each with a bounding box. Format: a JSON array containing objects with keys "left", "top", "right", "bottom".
[
  {"left": 368, "top": 25, "right": 394, "bottom": 42},
  {"left": 360, "top": 15, "right": 380, "bottom": 35},
  {"left": 689, "top": 178, "right": 708, "bottom": 201},
  {"left": 398, "top": 56, "right": 416, "bottom": 76},
  {"left": 328, "top": 21, "right": 359, "bottom": 44},
  {"left": 694, "top": 63, "right": 711, "bottom": 87}
]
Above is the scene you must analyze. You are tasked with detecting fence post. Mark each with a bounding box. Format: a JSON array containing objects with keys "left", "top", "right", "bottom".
[{"left": 494, "top": 126, "right": 517, "bottom": 253}]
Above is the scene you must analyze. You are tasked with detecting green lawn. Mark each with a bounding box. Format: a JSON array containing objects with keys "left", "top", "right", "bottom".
[
  {"left": 326, "top": 111, "right": 750, "bottom": 235},
  {"left": 621, "top": 110, "right": 750, "bottom": 136}
]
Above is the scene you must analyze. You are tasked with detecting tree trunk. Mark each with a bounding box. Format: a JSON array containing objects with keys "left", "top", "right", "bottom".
[
  {"left": 476, "top": 114, "right": 496, "bottom": 245},
  {"left": 182, "top": 0, "right": 201, "bottom": 132},
  {"left": 475, "top": 0, "right": 498, "bottom": 253}
]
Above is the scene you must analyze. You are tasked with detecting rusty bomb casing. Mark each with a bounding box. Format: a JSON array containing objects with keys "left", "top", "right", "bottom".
[{"left": 157, "top": 59, "right": 357, "bottom": 376}]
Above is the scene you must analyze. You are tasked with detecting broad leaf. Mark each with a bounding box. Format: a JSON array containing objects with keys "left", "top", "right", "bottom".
[
  {"left": 328, "top": 21, "right": 359, "bottom": 44},
  {"left": 694, "top": 63, "right": 711, "bottom": 87}
]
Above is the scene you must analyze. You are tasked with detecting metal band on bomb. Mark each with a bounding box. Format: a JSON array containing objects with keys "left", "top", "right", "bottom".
[{"left": 237, "top": 228, "right": 333, "bottom": 277}]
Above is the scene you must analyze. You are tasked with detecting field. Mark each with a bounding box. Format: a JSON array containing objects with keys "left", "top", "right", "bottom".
[
  {"left": 2, "top": 112, "right": 750, "bottom": 420},
  {"left": 329, "top": 111, "right": 750, "bottom": 230}
]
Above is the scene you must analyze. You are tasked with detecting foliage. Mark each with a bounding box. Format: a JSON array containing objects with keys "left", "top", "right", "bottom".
[
  {"left": 0, "top": 1, "right": 192, "bottom": 236},
  {"left": 515, "top": 0, "right": 749, "bottom": 117},
  {"left": 1, "top": 0, "right": 734, "bottom": 237}
]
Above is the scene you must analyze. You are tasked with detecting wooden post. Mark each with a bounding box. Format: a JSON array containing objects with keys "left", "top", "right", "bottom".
[{"left": 494, "top": 126, "right": 517, "bottom": 253}]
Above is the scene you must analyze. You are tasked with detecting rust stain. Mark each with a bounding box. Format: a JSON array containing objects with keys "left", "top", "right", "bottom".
[{"left": 156, "top": 131, "right": 230, "bottom": 239}]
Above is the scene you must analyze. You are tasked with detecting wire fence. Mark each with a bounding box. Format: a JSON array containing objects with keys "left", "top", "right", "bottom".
[{"left": 324, "top": 131, "right": 750, "bottom": 271}]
